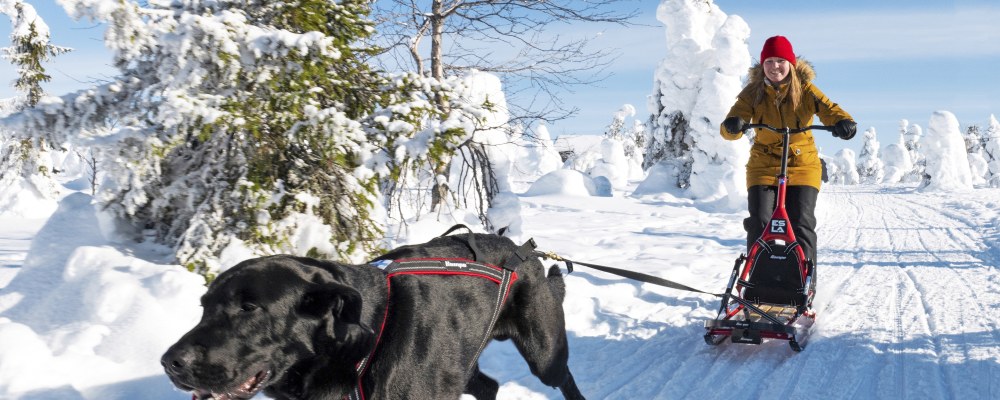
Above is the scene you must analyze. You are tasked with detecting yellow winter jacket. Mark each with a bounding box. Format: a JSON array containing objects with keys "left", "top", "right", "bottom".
[{"left": 720, "top": 59, "right": 853, "bottom": 190}]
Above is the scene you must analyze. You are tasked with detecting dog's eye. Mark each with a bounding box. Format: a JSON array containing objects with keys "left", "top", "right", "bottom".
[{"left": 240, "top": 303, "right": 259, "bottom": 312}]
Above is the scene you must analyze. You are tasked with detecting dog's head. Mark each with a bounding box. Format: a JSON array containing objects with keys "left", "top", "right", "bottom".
[{"left": 161, "top": 255, "right": 375, "bottom": 399}]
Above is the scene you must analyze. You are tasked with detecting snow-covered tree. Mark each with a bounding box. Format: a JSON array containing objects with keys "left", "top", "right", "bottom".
[
  {"left": 1, "top": 0, "right": 486, "bottom": 275},
  {"left": 371, "top": 71, "right": 493, "bottom": 231},
  {"left": 643, "top": 0, "right": 750, "bottom": 206},
  {"left": 982, "top": 114, "right": 1000, "bottom": 187},
  {"left": 604, "top": 104, "right": 644, "bottom": 180},
  {"left": 1, "top": 1, "right": 70, "bottom": 105},
  {"left": 920, "top": 111, "right": 973, "bottom": 191},
  {"left": 900, "top": 119, "right": 925, "bottom": 183},
  {"left": 829, "top": 149, "right": 859, "bottom": 185},
  {"left": 589, "top": 138, "right": 629, "bottom": 189},
  {"left": 0, "top": 0, "right": 70, "bottom": 218},
  {"left": 880, "top": 135, "right": 912, "bottom": 184},
  {"left": 964, "top": 124, "right": 988, "bottom": 184},
  {"left": 508, "top": 124, "right": 561, "bottom": 182},
  {"left": 857, "top": 127, "right": 884, "bottom": 184},
  {"left": 606, "top": 104, "right": 632, "bottom": 140}
]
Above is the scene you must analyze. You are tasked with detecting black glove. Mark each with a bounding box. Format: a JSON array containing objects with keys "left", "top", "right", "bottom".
[
  {"left": 833, "top": 119, "right": 857, "bottom": 140},
  {"left": 722, "top": 116, "right": 745, "bottom": 134}
]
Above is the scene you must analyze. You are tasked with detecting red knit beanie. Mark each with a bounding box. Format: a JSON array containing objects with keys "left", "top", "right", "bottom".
[{"left": 760, "top": 35, "right": 796, "bottom": 65}]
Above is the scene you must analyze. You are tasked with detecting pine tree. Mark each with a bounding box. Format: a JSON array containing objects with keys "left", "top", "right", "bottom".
[
  {"left": 1, "top": 1, "right": 70, "bottom": 105},
  {"left": 857, "top": 127, "right": 884, "bottom": 184},
  {"left": 3, "top": 0, "right": 485, "bottom": 275},
  {"left": 0, "top": 0, "right": 70, "bottom": 216}
]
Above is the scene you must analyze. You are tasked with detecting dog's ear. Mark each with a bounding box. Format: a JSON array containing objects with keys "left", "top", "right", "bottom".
[{"left": 300, "top": 284, "right": 375, "bottom": 361}]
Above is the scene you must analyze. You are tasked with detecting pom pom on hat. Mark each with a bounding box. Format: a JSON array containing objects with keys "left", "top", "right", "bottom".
[{"left": 761, "top": 35, "right": 796, "bottom": 65}]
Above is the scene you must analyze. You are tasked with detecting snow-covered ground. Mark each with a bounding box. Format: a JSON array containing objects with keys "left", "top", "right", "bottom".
[{"left": 1, "top": 179, "right": 998, "bottom": 399}]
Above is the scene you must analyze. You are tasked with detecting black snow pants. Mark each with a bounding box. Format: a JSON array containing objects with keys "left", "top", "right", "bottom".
[{"left": 744, "top": 185, "right": 819, "bottom": 264}]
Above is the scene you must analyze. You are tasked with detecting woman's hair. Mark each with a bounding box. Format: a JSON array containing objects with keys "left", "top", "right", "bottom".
[{"left": 740, "top": 62, "right": 803, "bottom": 111}]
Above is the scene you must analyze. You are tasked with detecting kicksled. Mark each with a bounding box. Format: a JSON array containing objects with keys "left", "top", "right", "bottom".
[
  {"left": 539, "top": 124, "right": 837, "bottom": 352},
  {"left": 535, "top": 250, "right": 816, "bottom": 352}
]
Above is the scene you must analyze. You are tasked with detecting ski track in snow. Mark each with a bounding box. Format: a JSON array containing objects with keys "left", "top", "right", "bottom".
[{"left": 479, "top": 185, "right": 1000, "bottom": 400}]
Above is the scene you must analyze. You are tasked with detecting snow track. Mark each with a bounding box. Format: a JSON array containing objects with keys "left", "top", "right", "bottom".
[
  {"left": 816, "top": 186, "right": 999, "bottom": 399},
  {"left": 481, "top": 185, "right": 1000, "bottom": 399}
]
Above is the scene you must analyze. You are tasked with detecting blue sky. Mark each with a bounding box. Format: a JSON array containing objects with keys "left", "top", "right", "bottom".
[
  {"left": 2, "top": 0, "right": 999, "bottom": 156},
  {"left": 568, "top": 0, "right": 1000, "bottom": 155}
]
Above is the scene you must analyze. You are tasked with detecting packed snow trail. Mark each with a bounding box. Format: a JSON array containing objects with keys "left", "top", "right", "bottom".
[{"left": 479, "top": 184, "right": 1000, "bottom": 399}]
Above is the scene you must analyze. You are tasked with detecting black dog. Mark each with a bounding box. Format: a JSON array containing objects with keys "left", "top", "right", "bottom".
[{"left": 162, "top": 233, "right": 585, "bottom": 399}]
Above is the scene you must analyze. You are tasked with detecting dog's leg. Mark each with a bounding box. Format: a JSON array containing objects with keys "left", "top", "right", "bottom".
[
  {"left": 558, "top": 371, "right": 586, "bottom": 400},
  {"left": 464, "top": 364, "right": 500, "bottom": 400},
  {"left": 504, "top": 264, "right": 586, "bottom": 399}
]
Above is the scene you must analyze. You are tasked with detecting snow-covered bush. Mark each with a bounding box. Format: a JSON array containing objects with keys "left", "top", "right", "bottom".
[{"left": 920, "top": 111, "right": 973, "bottom": 192}]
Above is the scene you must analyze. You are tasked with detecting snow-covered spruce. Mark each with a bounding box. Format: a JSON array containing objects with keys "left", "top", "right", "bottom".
[
  {"left": 643, "top": 0, "right": 750, "bottom": 208},
  {"left": 0, "top": 1, "right": 501, "bottom": 274}
]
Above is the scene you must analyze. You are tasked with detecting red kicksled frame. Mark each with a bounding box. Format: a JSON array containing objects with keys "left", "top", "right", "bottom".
[{"left": 704, "top": 124, "right": 831, "bottom": 352}]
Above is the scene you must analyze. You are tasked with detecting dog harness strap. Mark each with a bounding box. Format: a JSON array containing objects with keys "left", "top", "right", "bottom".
[
  {"left": 467, "top": 267, "right": 514, "bottom": 372},
  {"left": 347, "top": 258, "right": 518, "bottom": 400},
  {"left": 498, "top": 237, "right": 536, "bottom": 271},
  {"left": 438, "top": 224, "right": 483, "bottom": 261}
]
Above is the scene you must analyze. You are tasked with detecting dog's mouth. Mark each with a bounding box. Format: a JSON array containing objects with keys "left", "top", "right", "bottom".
[{"left": 191, "top": 370, "right": 271, "bottom": 400}]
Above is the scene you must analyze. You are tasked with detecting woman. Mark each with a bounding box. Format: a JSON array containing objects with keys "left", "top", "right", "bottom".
[{"left": 720, "top": 35, "right": 856, "bottom": 265}]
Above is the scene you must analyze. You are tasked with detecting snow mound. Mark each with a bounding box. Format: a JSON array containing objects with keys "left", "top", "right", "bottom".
[
  {"left": 522, "top": 170, "right": 600, "bottom": 197},
  {"left": 0, "top": 194, "right": 205, "bottom": 397}
]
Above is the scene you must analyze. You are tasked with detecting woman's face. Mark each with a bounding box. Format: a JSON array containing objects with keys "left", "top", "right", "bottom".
[{"left": 763, "top": 57, "right": 791, "bottom": 83}]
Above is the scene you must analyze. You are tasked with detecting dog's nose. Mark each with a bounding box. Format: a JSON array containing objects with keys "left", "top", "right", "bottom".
[{"left": 161, "top": 345, "right": 200, "bottom": 374}]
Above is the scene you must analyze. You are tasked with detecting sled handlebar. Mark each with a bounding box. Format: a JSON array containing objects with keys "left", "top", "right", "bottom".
[{"left": 743, "top": 124, "right": 834, "bottom": 134}]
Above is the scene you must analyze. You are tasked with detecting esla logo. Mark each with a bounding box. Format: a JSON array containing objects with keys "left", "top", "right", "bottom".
[{"left": 769, "top": 219, "right": 787, "bottom": 234}]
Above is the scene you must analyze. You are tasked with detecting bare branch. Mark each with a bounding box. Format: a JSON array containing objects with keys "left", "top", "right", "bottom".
[{"left": 370, "top": 0, "right": 640, "bottom": 127}]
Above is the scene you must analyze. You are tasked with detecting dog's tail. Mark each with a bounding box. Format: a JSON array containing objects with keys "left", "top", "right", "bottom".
[{"left": 546, "top": 264, "right": 567, "bottom": 300}]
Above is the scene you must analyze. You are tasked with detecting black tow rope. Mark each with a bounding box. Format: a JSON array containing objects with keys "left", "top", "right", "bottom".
[
  {"left": 533, "top": 250, "right": 724, "bottom": 298},
  {"left": 437, "top": 225, "right": 721, "bottom": 299}
]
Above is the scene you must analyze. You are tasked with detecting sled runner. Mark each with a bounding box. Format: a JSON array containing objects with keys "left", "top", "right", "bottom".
[{"left": 703, "top": 124, "right": 833, "bottom": 352}]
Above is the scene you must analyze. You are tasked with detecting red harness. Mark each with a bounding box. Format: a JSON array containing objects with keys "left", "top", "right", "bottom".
[{"left": 345, "top": 258, "right": 519, "bottom": 400}]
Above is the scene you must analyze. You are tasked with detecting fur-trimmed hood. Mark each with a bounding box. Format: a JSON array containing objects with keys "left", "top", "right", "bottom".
[{"left": 746, "top": 57, "right": 816, "bottom": 86}]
